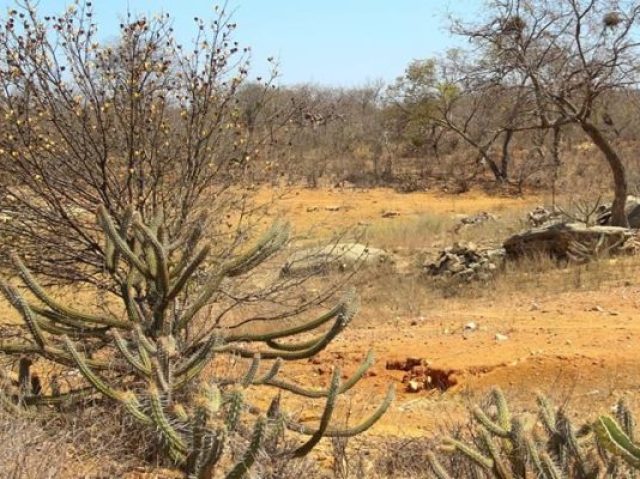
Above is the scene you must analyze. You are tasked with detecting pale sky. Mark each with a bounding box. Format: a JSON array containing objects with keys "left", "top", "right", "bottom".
[{"left": 1, "top": 0, "right": 483, "bottom": 86}]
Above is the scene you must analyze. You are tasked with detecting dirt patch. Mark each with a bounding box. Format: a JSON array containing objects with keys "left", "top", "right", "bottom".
[
  {"left": 4, "top": 187, "right": 640, "bottom": 442},
  {"left": 385, "top": 358, "right": 458, "bottom": 392}
]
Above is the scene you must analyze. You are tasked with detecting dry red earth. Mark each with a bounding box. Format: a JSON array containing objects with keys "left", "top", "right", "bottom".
[
  {"left": 4, "top": 187, "right": 640, "bottom": 445},
  {"left": 253, "top": 187, "right": 640, "bottom": 437}
]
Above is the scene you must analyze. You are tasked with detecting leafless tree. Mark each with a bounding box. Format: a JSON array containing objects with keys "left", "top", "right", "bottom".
[
  {"left": 386, "top": 51, "right": 540, "bottom": 185},
  {"left": 454, "top": 0, "right": 640, "bottom": 225},
  {"left": 0, "top": 1, "right": 293, "bottom": 284}
]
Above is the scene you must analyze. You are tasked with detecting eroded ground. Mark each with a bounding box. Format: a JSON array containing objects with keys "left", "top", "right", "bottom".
[
  {"left": 3, "top": 187, "right": 640, "bottom": 445},
  {"left": 253, "top": 187, "right": 640, "bottom": 438}
]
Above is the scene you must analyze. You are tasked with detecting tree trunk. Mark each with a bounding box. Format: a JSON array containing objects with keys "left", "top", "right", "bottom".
[
  {"left": 479, "top": 150, "right": 505, "bottom": 183},
  {"left": 500, "top": 129, "right": 514, "bottom": 180},
  {"left": 580, "top": 121, "right": 628, "bottom": 227},
  {"left": 551, "top": 124, "right": 562, "bottom": 209}
]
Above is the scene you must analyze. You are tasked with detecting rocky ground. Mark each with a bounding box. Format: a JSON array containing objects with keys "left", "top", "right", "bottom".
[
  {"left": 3, "top": 186, "right": 640, "bottom": 460},
  {"left": 250, "top": 187, "right": 640, "bottom": 438}
]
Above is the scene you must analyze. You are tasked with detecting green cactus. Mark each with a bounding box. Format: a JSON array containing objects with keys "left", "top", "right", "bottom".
[
  {"left": 594, "top": 414, "right": 640, "bottom": 468},
  {"left": 437, "top": 388, "right": 613, "bottom": 479},
  {"left": 0, "top": 204, "right": 392, "bottom": 477}
]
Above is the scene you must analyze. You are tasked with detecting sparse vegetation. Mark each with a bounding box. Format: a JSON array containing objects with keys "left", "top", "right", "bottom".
[{"left": 4, "top": 0, "right": 640, "bottom": 477}]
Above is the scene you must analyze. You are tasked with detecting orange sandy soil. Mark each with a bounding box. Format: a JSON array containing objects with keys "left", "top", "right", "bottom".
[
  {"left": 253, "top": 186, "right": 539, "bottom": 233},
  {"left": 249, "top": 187, "right": 640, "bottom": 438},
  {"left": 4, "top": 187, "right": 640, "bottom": 447}
]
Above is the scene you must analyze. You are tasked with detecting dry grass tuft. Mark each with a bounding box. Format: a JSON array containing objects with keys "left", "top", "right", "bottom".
[{"left": 0, "top": 405, "right": 159, "bottom": 479}]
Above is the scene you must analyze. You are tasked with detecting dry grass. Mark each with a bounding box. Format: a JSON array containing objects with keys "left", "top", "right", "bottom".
[{"left": 0, "top": 406, "right": 153, "bottom": 478}]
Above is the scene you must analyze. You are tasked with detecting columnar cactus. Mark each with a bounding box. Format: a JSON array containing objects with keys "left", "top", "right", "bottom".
[
  {"left": 594, "top": 409, "right": 640, "bottom": 470},
  {"left": 434, "top": 388, "right": 605, "bottom": 479},
  {"left": 0, "top": 205, "right": 393, "bottom": 477}
]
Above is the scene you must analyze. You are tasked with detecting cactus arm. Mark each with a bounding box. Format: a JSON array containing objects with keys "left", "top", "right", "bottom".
[
  {"left": 175, "top": 333, "right": 221, "bottom": 377},
  {"left": 134, "top": 218, "right": 170, "bottom": 296},
  {"left": 186, "top": 412, "right": 206, "bottom": 475},
  {"left": 473, "top": 405, "right": 511, "bottom": 438},
  {"left": 195, "top": 429, "right": 226, "bottom": 479},
  {"left": 10, "top": 253, "right": 130, "bottom": 329},
  {"left": 240, "top": 354, "right": 261, "bottom": 387},
  {"left": 149, "top": 386, "right": 188, "bottom": 455},
  {"left": 195, "top": 383, "right": 222, "bottom": 417},
  {"left": 134, "top": 325, "right": 158, "bottom": 354},
  {"left": 105, "top": 235, "right": 116, "bottom": 272},
  {"left": 594, "top": 415, "right": 640, "bottom": 468},
  {"left": 257, "top": 358, "right": 282, "bottom": 383},
  {"left": 261, "top": 351, "right": 374, "bottom": 398},
  {"left": 98, "top": 205, "right": 152, "bottom": 278},
  {"left": 617, "top": 398, "right": 636, "bottom": 442},
  {"left": 167, "top": 245, "right": 210, "bottom": 300},
  {"left": 265, "top": 335, "right": 325, "bottom": 352},
  {"left": 227, "top": 307, "right": 355, "bottom": 360},
  {"left": 112, "top": 330, "right": 151, "bottom": 376},
  {"left": 225, "top": 292, "right": 353, "bottom": 343},
  {"left": 557, "top": 412, "right": 590, "bottom": 475},
  {"left": 22, "top": 386, "right": 96, "bottom": 406},
  {"left": 188, "top": 385, "right": 223, "bottom": 475},
  {"left": 284, "top": 385, "right": 394, "bottom": 438},
  {"left": 113, "top": 206, "right": 134, "bottom": 271},
  {"left": 0, "top": 281, "right": 46, "bottom": 349},
  {"left": 119, "top": 390, "right": 153, "bottom": 426},
  {"left": 0, "top": 341, "right": 123, "bottom": 371},
  {"left": 175, "top": 225, "right": 288, "bottom": 328},
  {"left": 62, "top": 336, "right": 124, "bottom": 401},
  {"left": 29, "top": 305, "right": 115, "bottom": 332},
  {"left": 106, "top": 206, "right": 134, "bottom": 272},
  {"left": 525, "top": 435, "right": 545, "bottom": 478},
  {"left": 176, "top": 272, "right": 226, "bottom": 330},
  {"left": 426, "top": 451, "right": 454, "bottom": 479},
  {"left": 35, "top": 316, "right": 107, "bottom": 339},
  {"left": 121, "top": 283, "right": 144, "bottom": 325},
  {"left": 443, "top": 437, "right": 494, "bottom": 470},
  {"left": 174, "top": 352, "right": 216, "bottom": 390},
  {"left": 137, "top": 339, "right": 152, "bottom": 370},
  {"left": 492, "top": 387, "right": 511, "bottom": 432},
  {"left": 224, "top": 390, "right": 244, "bottom": 432},
  {"left": 481, "top": 428, "right": 514, "bottom": 479},
  {"left": 225, "top": 417, "right": 266, "bottom": 479},
  {"left": 223, "top": 221, "right": 289, "bottom": 277},
  {"left": 292, "top": 368, "right": 340, "bottom": 457},
  {"left": 537, "top": 394, "right": 557, "bottom": 431},
  {"left": 223, "top": 298, "right": 358, "bottom": 362},
  {"left": 540, "top": 452, "right": 563, "bottom": 479},
  {"left": 169, "top": 217, "right": 204, "bottom": 253}
]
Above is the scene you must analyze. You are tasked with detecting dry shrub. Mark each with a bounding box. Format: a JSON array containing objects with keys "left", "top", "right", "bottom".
[
  {"left": 370, "top": 437, "right": 436, "bottom": 478},
  {"left": 0, "top": 405, "right": 155, "bottom": 478}
]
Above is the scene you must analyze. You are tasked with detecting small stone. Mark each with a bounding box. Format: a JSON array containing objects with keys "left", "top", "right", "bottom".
[
  {"left": 464, "top": 321, "right": 478, "bottom": 331},
  {"left": 407, "top": 379, "right": 422, "bottom": 393},
  {"left": 495, "top": 333, "right": 509, "bottom": 341},
  {"left": 324, "top": 205, "right": 343, "bottom": 212}
]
